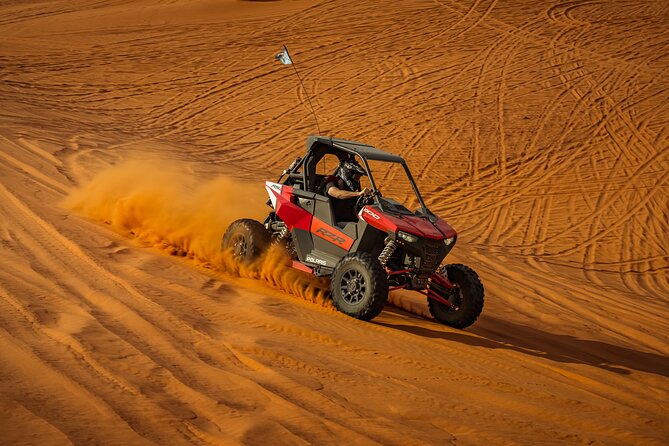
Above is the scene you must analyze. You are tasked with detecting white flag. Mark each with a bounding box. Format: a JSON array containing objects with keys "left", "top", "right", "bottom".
[{"left": 275, "top": 47, "right": 293, "bottom": 65}]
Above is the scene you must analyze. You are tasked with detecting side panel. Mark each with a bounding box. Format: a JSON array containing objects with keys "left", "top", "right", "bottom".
[
  {"left": 311, "top": 218, "right": 354, "bottom": 251},
  {"left": 297, "top": 197, "right": 315, "bottom": 214},
  {"left": 268, "top": 186, "right": 312, "bottom": 231},
  {"left": 351, "top": 220, "right": 386, "bottom": 257},
  {"left": 360, "top": 206, "right": 396, "bottom": 233},
  {"left": 313, "top": 198, "right": 334, "bottom": 226},
  {"left": 268, "top": 181, "right": 365, "bottom": 272},
  {"left": 292, "top": 228, "right": 314, "bottom": 261}
]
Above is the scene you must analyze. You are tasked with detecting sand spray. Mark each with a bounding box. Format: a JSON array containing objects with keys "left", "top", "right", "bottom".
[{"left": 64, "top": 160, "right": 331, "bottom": 307}]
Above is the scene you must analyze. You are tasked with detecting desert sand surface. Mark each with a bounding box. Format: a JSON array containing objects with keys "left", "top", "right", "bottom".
[{"left": 1, "top": 0, "right": 668, "bottom": 444}]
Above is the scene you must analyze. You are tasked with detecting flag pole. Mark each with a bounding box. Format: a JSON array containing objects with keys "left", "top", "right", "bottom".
[{"left": 279, "top": 45, "right": 322, "bottom": 135}]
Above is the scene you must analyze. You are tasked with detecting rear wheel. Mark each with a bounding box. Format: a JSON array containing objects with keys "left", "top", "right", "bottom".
[
  {"left": 331, "top": 252, "right": 388, "bottom": 321},
  {"left": 428, "top": 264, "right": 484, "bottom": 329},
  {"left": 222, "top": 219, "right": 270, "bottom": 263}
]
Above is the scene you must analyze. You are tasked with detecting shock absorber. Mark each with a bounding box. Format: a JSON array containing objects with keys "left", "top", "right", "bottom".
[
  {"left": 271, "top": 222, "right": 290, "bottom": 245},
  {"left": 378, "top": 240, "right": 397, "bottom": 266},
  {"left": 278, "top": 224, "right": 290, "bottom": 240}
]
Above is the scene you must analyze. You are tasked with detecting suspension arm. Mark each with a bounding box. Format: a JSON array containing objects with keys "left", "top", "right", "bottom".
[{"left": 416, "top": 289, "right": 456, "bottom": 310}]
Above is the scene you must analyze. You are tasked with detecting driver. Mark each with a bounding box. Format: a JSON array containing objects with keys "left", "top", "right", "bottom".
[{"left": 325, "top": 159, "right": 371, "bottom": 223}]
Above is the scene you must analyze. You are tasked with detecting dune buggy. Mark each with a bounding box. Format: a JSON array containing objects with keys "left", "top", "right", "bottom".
[{"left": 223, "top": 136, "right": 484, "bottom": 328}]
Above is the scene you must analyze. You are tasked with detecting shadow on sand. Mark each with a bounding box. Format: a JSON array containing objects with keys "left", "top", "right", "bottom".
[{"left": 377, "top": 308, "right": 669, "bottom": 378}]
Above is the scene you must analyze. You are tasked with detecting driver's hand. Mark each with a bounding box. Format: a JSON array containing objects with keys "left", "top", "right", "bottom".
[{"left": 359, "top": 187, "right": 371, "bottom": 197}]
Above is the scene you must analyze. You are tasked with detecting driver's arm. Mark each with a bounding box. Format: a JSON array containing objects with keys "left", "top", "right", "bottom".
[{"left": 327, "top": 185, "right": 370, "bottom": 199}]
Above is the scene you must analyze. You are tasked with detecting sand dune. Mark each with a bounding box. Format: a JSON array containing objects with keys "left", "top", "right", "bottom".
[{"left": 1, "top": 0, "right": 667, "bottom": 444}]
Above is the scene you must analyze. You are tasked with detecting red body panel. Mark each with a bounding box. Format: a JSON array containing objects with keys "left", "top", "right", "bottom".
[
  {"left": 269, "top": 186, "right": 312, "bottom": 231},
  {"left": 281, "top": 185, "right": 294, "bottom": 201},
  {"left": 433, "top": 218, "right": 457, "bottom": 238},
  {"left": 267, "top": 183, "right": 354, "bottom": 251},
  {"left": 360, "top": 206, "right": 455, "bottom": 239},
  {"left": 292, "top": 261, "right": 313, "bottom": 273}
]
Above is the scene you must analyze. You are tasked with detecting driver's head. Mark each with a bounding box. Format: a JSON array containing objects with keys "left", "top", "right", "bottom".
[{"left": 337, "top": 158, "right": 366, "bottom": 191}]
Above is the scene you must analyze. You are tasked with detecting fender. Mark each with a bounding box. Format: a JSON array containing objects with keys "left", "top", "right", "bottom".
[{"left": 265, "top": 181, "right": 312, "bottom": 231}]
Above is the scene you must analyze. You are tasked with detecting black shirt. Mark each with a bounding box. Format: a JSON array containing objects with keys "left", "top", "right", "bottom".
[{"left": 326, "top": 178, "right": 358, "bottom": 222}]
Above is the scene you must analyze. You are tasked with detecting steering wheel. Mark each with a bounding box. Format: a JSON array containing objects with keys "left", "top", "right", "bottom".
[{"left": 355, "top": 191, "right": 377, "bottom": 213}]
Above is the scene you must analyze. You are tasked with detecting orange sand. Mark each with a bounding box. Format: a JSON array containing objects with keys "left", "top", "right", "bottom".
[{"left": 0, "top": 0, "right": 667, "bottom": 444}]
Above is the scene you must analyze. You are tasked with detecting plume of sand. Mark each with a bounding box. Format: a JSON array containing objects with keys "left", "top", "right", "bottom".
[{"left": 64, "top": 160, "right": 331, "bottom": 307}]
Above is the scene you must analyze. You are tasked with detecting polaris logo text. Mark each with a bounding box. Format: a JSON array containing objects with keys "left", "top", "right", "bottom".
[
  {"left": 305, "top": 255, "right": 327, "bottom": 266},
  {"left": 363, "top": 208, "right": 381, "bottom": 220},
  {"left": 316, "top": 227, "right": 346, "bottom": 245}
]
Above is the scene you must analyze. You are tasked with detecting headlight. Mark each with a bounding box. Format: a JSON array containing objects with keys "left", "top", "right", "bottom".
[
  {"left": 444, "top": 236, "right": 455, "bottom": 246},
  {"left": 397, "top": 231, "right": 418, "bottom": 243}
]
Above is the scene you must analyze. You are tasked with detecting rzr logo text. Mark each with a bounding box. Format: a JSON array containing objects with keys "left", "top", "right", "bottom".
[{"left": 316, "top": 227, "right": 346, "bottom": 245}]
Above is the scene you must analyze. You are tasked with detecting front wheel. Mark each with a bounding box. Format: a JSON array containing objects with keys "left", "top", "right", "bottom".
[
  {"left": 331, "top": 252, "right": 388, "bottom": 321},
  {"left": 221, "top": 219, "right": 270, "bottom": 263},
  {"left": 428, "top": 264, "right": 484, "bottom": 329}
]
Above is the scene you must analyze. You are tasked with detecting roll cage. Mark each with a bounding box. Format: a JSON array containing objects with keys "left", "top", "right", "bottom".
[{"left": 278, "top": 136, "right": 433, "bottom": 218}]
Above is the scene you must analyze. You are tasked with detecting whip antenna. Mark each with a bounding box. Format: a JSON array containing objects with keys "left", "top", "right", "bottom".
[{"left": 275, "top": 45, "right": 322, "bottom": 135}]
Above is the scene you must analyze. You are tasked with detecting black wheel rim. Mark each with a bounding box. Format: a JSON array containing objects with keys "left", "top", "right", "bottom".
[
  {"left": 231, "top": 234, "right": 247, "bottom": 259},
  {"left": 340, "top": 269, "right": 367, "bottom": 305}
]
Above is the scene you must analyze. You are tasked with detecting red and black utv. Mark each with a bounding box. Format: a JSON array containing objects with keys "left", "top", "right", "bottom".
[{"left": 223, "top": 136, "right": 484, "bottom": 328}]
